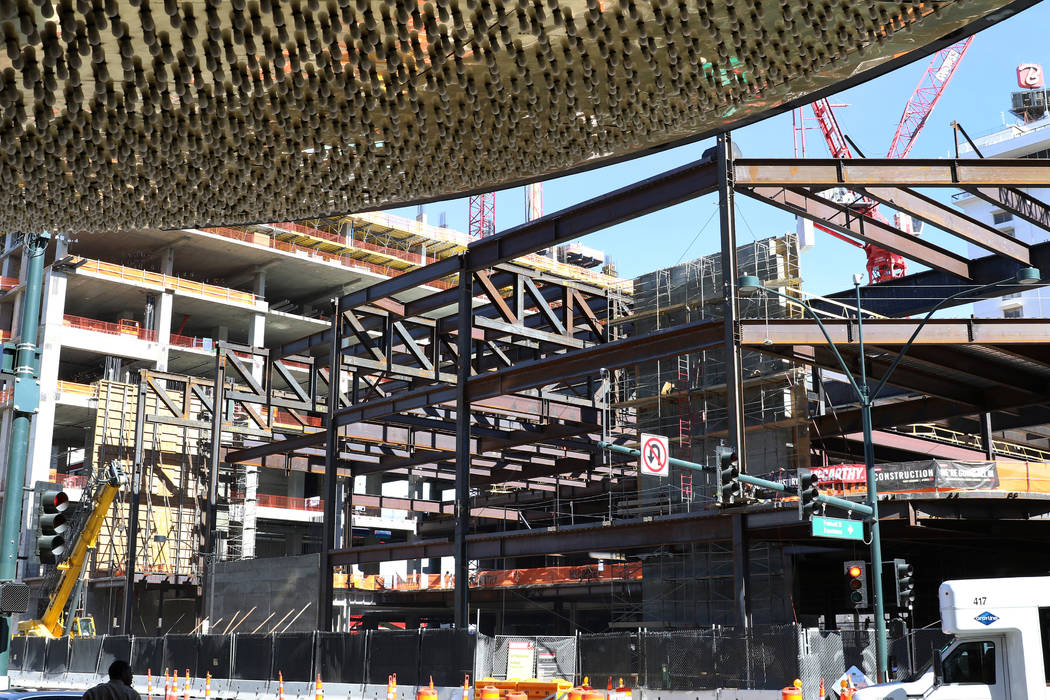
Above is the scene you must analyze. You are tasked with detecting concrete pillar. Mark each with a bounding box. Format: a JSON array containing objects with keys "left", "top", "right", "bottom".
[
  {"left": 249, "top": 270, "right": 266, "bottom": 380},
  {"left": 242, "top": 464, "right": 257, "bottom": 559},
  {"left": 161, "top": 247, "right": 176, "bottom": 276},
  {"left": 155, "top": 291, "right": 173, "bottom": 371},
  {"left": 28, "top": 268, "right": 67, "bottom": 486},
  {"left": 214, "top": 325, "right": 229, "bottom": 342}
]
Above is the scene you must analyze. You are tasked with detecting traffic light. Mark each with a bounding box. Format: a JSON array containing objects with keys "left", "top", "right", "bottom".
[
  {"left": 716, "top": 446, "right": 740, "bottom": 504},
  {"left": 797, "top": 468, "right": 820, "bottom": 520},
  {"left": 892, "top": 559, "right": 915, "bottom": 609},
  {"left": 37, "top": 489, "right": 69, "bottom": 565},
  {"left": 845, "top": 560, "right": 869, "bottom": 609}
]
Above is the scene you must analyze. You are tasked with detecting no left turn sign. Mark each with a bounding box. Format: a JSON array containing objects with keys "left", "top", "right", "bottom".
[{"left": 639, "top": 433, "right": 669, "bottom": 477}]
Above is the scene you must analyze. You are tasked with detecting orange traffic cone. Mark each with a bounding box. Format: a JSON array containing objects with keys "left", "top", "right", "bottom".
[
  {"left": 819, "top": 678, "right": 825, "bottom": 699},
  {"left": 315, "top": 673, "right": 324, "bottom": 700},
  {"left": 278, "top": 671, "right": 285, "bottom": 700},
  {"left": 147, "top": 669, "right": 153, "bottom": 700},
  {"left": 462, "top": 675, "right": 470, "bottom": 700},
  {"left": 170, "top": 670, "right": 178, "bottom": 700},
  {"left": 184, "top": 669, "right": 191, "bottom": 700},
  {"left": 205, "top": 672, "right": 212, "bottom": 699}
]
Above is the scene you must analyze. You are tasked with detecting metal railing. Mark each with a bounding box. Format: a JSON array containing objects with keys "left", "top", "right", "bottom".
[
  {"left": 72, "top": 257, "right": 260, "bottom": 306},
  {"left": 63, "top": 314, "right": 159, "bottom": 342},
  {"left": 203, "top": 226, "right": 456, "bottom": 290}
]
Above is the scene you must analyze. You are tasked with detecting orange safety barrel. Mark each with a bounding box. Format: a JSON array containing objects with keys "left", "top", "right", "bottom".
[
  {"left": 419, "top": 680, "right": 439, "bottom": 700},
  {"left": 568, "top": 689, "right": 584, "bottom": 700},
  {"left": 506, "top": 692, "right": 528, "bottom": 700},
  {"left": 480, "top": 686, "right": 501, "bottom": 700},
  {"left": 583, "top": 691, "right": 604, "bottom": 700},
  {"left": 781, "top": 685, "right": 802, "bottom": 700}
]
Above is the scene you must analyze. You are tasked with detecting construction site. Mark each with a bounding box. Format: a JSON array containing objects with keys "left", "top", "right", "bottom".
[{"left": 0, "top": 0, "right": 1047, "bottom": 696}]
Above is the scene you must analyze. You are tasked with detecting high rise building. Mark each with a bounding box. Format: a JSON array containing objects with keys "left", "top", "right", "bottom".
[{"left": 958, "top": 109, "right": 1050, "bottom": 319}]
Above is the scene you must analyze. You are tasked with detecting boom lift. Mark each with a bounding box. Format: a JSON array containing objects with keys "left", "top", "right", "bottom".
[{"left": 17, "top": 462, "right": 126, "bottom": 638}]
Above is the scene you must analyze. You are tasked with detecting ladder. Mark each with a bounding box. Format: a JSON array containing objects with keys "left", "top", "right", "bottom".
[{"left": 676, "top": 356, "right": 692, "bottom": 452}]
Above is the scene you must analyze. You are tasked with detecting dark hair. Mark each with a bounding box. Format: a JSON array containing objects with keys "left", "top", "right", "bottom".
[{"left": 108, "top": 660, "right": 133, "bottom": 683}]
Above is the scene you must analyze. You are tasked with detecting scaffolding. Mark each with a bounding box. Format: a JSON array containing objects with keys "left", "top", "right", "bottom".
[{"left": 615, "top": 234, "right": 809, "bottom": 506}]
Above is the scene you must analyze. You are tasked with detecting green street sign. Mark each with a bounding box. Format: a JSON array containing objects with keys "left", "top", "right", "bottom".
[{"left": 812, "top": 516, "right": 864, "bottom": 541}]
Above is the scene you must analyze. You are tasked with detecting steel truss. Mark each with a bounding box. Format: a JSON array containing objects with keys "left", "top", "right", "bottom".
[{"left": 205, "top": 148, "right": 1050, "bottom": 635}]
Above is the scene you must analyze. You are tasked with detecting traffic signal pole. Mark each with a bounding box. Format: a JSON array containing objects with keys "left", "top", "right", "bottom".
[
  {"left": 0, "top": 232, "right": 50, "bottom": 685},
  {"left": 596, "top": 442, "right": 872, "bottom": 517},
  {"left": 856, "top": 279, "right": 889, "bottom": 683}
]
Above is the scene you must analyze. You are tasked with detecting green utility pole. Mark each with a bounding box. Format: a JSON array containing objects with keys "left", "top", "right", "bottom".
[
  {"left": 738, "top": 265, "right": 1040, "bottom": 683},
  {"left": 0, "top": 232, "right": 51, "bottom": 683}
]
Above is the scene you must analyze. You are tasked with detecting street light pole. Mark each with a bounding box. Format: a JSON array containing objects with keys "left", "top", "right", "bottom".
[
  {"left": 854, "top": 277, "right": 888, "bottom": 683},
  {"left": 739, "top": 265, "right": 1041, "bottom": 683}
]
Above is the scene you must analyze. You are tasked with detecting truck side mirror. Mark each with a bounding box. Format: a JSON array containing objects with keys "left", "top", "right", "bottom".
[{"left": 932, "top": 652, "right": 944, "bottom": 686}]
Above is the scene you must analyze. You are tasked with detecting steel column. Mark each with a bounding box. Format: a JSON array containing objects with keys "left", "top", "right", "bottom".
[
  {"left": 120, "top": 375, "right": 148, "bottom": 634},
  {"left": 454, "top": 260, "right": 473, "bottom": 628},
  {"left": 0, "top": 232, "right": 49, "bottom": 683},
  {"left": 731, "top": 514, "right": 750, "bottom": 628},
  {"left": 980, "top": 412, "right": 996, "bottom": 460},
  {"left": 718, "top": 133, "right": 747, "bottom": 473},
  {"left": 319, "top": 300, "right": 342, "bottom": 631},
  {"left": 203, "top": 346, "right": 227, "bottom": 626}
]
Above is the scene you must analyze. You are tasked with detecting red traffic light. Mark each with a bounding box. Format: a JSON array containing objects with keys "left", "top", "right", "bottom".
[{"left": 848, "top": 565, "right": 863, "bottom": 578}]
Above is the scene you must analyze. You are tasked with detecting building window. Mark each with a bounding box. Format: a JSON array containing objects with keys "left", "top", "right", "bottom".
[
  {"left": 993, "top": 211, "right": 1013, "bottom": 225},
  {"left": 1004, "top": 307, "right": 1024, "bottom": 319}
]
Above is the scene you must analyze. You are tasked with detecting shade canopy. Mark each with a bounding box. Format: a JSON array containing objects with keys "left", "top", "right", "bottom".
[{"left": 0, "top": 0, "right": 1034, "bottom": 233}]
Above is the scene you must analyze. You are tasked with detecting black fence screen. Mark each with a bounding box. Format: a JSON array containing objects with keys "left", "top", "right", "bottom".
[
  {"left": 9, "top": 636, "right": 26, "bottom": 672},
  {"left": 132, "top": 637, "right": 163, "bottom": 677},
  {"left": 44, "top": 638, "right": 69, "bottom": 676},
  {"left": 273, "top": 632, "right": 314, "bottom": 682},
  {"left": 368, "top": 630, "right": 420, "bottom": 685},
  {"left": 419, "top": 629, "right": 475, "bottom": 688},
  {"left": 232, "top": 634, "right": 273, "bottom": 680},
  {"left": 12, "top": 624, "right": 927, "bottom": 691},
  {"left": 315, "top": 632, "right": 366, "bottom": 684}
]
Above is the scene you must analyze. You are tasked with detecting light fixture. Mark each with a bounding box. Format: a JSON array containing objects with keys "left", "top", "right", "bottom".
[
  {"left": 737, "top": 275, "right": 762, "bottom": 295},
  {"left": 1016, "top": 267, "right": 1041, "bottom": 285}
]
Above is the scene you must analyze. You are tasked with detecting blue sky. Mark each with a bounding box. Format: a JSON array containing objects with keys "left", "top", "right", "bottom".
[{"left": 387, "top": 2, "right": 1049, "bottom": 298}]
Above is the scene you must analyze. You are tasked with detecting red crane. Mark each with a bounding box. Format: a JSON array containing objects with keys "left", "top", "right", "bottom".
[
  {"left": 794, "top": 37, "right": 974, "bottom": 283},
  {"left": 468, "top": 192, "right": 496, "bottom": 239}
]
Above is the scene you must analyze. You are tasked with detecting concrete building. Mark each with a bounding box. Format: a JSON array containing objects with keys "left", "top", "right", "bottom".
[
  {"left": 0, "top": 214, "right": 623, "bottom": 633},
  {"left": 958, "top": 112, "right": 1050, "bottom": 318}
]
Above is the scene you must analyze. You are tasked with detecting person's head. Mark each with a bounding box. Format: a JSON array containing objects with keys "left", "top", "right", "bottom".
[{"left": 108, "top": 660, "right": 133, "bottom": 685}]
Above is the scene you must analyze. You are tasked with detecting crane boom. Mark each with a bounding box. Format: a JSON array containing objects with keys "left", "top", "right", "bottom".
[
  {"left": 887, "top": 38, "right": 974, "bottom": 160},
  {"left": 18, "top": 464, "right": 126, "bottom": 638},
  {"left": 801, "top": 37, "right": 973, "bottom": 282}
]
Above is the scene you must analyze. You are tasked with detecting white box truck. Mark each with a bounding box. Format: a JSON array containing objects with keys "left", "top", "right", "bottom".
[{"left": 854, "top": 576, "right": 1050, "bottom": 700}]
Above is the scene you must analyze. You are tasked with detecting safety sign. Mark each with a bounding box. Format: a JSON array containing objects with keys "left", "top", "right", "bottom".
[{"left": 639, "top": 433, "right": 669, "bottom": 477}]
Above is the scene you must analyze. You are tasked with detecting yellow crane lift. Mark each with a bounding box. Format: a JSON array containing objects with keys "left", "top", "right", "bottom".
[{"left": 17, "top": 463, "right": 126, "bottom": 638}]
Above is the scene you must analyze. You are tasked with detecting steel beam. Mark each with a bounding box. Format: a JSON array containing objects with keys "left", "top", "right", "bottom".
[
  {"left": 738, "top": 318, "right": 1050, "bottom": 346},
  {"left": 330, "top": 510, "right": 740, "bottom": 566},
  {"left": 340, "top": 158, "right": 719, "bottom": 311},
  {"left": 735, "top": 158, "right": 1050, "bottom": 187},
  {"left": 333, "top": 319, "right": 725, "bottom": 428},
  {"left": 814, "top": 238, "right": 1050, "bottom": 319},
  {"left": 860, "top": 187, "right": 1030, "bottom": 263},
  {"left": 740, "top": 186, "right": 972, "bottom": 278}
]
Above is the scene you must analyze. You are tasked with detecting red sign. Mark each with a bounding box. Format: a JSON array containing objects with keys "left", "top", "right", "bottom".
[
  {"left": 812, "top": 464, "right": 866, "bottom": 485},
  {"left": 1017, "top": 63, "right": 1044, "bottom": 89}
]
